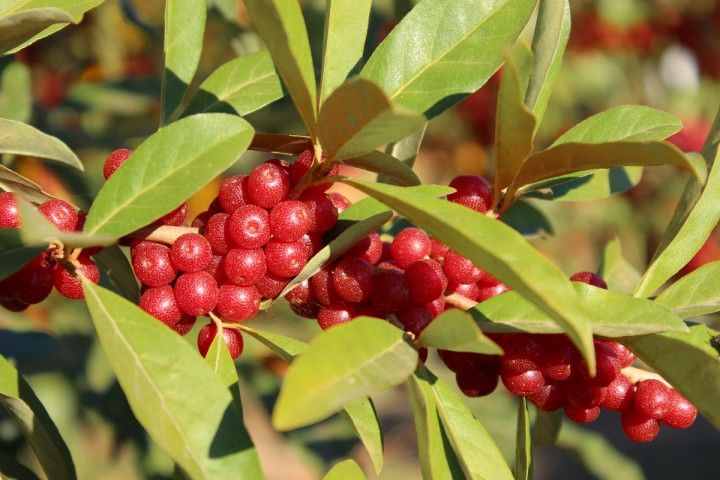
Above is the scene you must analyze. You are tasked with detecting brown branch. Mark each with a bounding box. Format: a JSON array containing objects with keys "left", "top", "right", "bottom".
[
  {"left": 445, "top": 292, "right": 479, "bottom": 310},
  {"left": 620, "top": 366, "right": 671, "bottom": 387},
  {"left": 128, "top": 225, "right": 199, "bottom": 245}
]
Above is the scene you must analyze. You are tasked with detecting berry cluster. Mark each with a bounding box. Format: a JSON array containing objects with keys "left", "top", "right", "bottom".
[{"left": 0, "top": 192, "right": 100, "bottom": 311}]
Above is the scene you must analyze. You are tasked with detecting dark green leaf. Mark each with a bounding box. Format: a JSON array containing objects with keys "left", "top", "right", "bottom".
[
  {"left": 0, "top": 228, "right": 45, "bottom": 281},
  {"left": 419, "top": 308, "right": 503, "bottom": 354},
  {"left": 93, "top": 245, "right": 139, "bottom": 303},
  {"left": 521, "top": 166, "right": 644, "bottom": 202},
  {"left": 0, "top": 8, "right": 73, "bottom": 55},
  {"left": 360, "top": 0, "right": 536, "bottom": 118},
  {"left": 515, "top": 398, "right": 532, "bottom": 480},
  {"left": 532, "top": 410, "right": 561, "bottom": 448},
  {"left": 379, "top": 123, "right": 427, "bottom": 184},
  {"left": 501, "top": 199, "right": 553, "bottom": 237},
  {"left": 471, "top": 283, "right": 688, "bottom": 337},
  {"left": 85, "top": 114, "right": 253, "bottom": 237},
  {"left": 0, "top": 119, "right": 82, "bottom": 170},
  {"left": 249, "top": 133, "right": 313, "bottom": 155},
  {"left": 244, "top": 0, "right": 317, "bottom": 138},
  {"left": 161, "top": 0, "right": 206, "bottom": 124},
  {"left": 341, "top": 151, "right": 421, "bottom": 186},
  {"left": 656, "top": 261, "right": 720, "bottom": 318},
  {"left": 0, "top": 62, "right": 31, "bottom": 122},
  {"left": 0, "top": 453, "right": 41, "bottom": 480},
  {"left": 272, "top": 317, "right": 417, "bottom": 430},
  {"left": 184, "top": 50, "right": 284, "bottom": 117},
  {"left": 322, "top": 460, "right": 366, "bottom": 480},
  {"left": 319, "top": 0, "right": 372, "bottom": 104},
  {"left": 340, "top": 399, "right": 383, "bottom": 475},
  {"left": 0, "top": 354, "right": 76, "bottom": 480},
  {"left": 343, "top": 179, "right": 596, "bottom": 371},
  {"left": 597, "top": 237, "right": 641, "bottom": 295},
  {"left": 82, "top": 282, "right": 262, "bottom": 479}
]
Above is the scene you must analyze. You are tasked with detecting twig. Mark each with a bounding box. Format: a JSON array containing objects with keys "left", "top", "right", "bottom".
[{"left": 128, "top": 225, "right": 198, "bottom": 245}]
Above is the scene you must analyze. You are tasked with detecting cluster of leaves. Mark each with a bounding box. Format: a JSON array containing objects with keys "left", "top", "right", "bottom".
[{"left": 1, "top": 0, "right": 720, "bottom": 479}]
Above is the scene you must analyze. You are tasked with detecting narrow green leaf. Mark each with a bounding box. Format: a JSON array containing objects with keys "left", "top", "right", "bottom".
[
  {"left": 318, "top": 78, "right": 426, "bottom": 161},
  {"left": 272, "top": 317, "right": 417, "bottom": 430},
  {"left": 0, "top": 228, "right": 45, "bottom": 281},
  {"left": 244, "top": 0, "right": 317, "bottom": 138},
  {"left": 525, "top": 0, "right": 570, "bottom": 123},
  {"left": 493, "top": 44, "right": 536, "bottom": 198},
  {"left": 0, "top": 453, "right": 41, "bottom": 480},
  {"left": 622, "top": 323, "right": 720, "bottom": 429},
  {"left": 239, "top": 324, "right": 307, "bottom": 361},
  {"left": 522, "top": 166, "right": 644, "bottom": 202},
  {"left": 340, "top": 399, "right": 383, "bottom": 475},
  {"left": 17, "top": 200, "right": 115, "bottom": 248},
  {"left": 514, "top": 398, "right": 532, "bottom": 480},
  {"left": 418, "top": 366, "right": 514, "bottom": 480},
  {"left": 184, "top": 50, "right": 284, "bottom": 117},
  {"left": 85, "top": 114, "right": 253, "bottom": 237},
  {"left": 319, "top": 0, "right": 372, "bottom": 104},
  {"left": 341, "top": 151, "right": 421, "bottom": 186},
  {"left": 0, "top": 119, "right": 82, "bottom": 170},
  {"left": 0, "top": 62, "right": 32, "bottom": 122},
  {"left": 323, "top": 459, "right": 366, "bottom": 480},
  {"left": 0, "top": 8, "right": 74, "bottom": 55},
  {"left": 597, "top": 237, "right": 641, "bottom": 295},
  {"left": 419, "top": 308, "right": 503, "bottom": 354},
  {"left": 531, "top": 410, "right": 561, "bottom": 447},
  {"left": 161, "top": 0, "right": 206, "bottom": 124},
  {"left": 205, "top": 334, "right": 239, "bottom": 389},
  {"left": 343, "top": 179, "right": 596, "bottom": 372},
  {"left": 250, "top": 133, "right": 313, "bottom": 155},
  {"left": 0, "top": 355, "right": 76, "bottom": 480},
  {"left": 635, "top": 146, "right": 720, "bottom": 297},
  {"left": 93, "top": 245, "right": 139, "bottom": 303},
  {"left": 82, "top": 282, "right": 262, "bottom": 479},
  {"left": 379, "top": 123, "right": 427, "bottom": 184},
  {"left": 0, "top": 164, "right": 54, "bottom": 205},
  {"left": 656, "top": 261, "right": 720, "bottom": 318},
  {"left": 361, "top": 0, "right": 537, "bottom": 118},
  {"left": 471, "top": 283, "right": 688, "bottom": 337},
  {"left": 501, "top": 199, "right": 553, "bottom": 237}
]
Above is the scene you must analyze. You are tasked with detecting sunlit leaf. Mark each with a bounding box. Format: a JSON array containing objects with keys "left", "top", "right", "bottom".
[
  {"left": 419, "top": 308, "right": 503, "bottom": 354},
  {"left": 341, "top": 151, "right": 421, "bottom": 186},
  {"left": 322, "top": 459, "right": 366, "bottom": 480},
  {"left": 0, "top": 119, "right": 82, "bottom": 170},
  {"left": 514, "top": 397, "right": 532, "bottom": 480},
  {"left": 0, "top": 62, "right": 31, "bottom": 122},
  {"left": 655, "top": 261, "right": 720, "bottom": 318}
]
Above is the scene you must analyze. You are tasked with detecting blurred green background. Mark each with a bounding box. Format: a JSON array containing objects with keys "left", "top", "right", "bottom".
[{"left": 1, "top": 0, "right": 720, "bottom": 478}]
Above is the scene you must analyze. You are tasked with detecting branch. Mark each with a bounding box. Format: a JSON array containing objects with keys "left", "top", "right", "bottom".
[
  {"left": 128, "top": 225, "right": 198, "bottom": 245},
  {"left": 620, "top": 366, "right": 671, "bottom": 387}
]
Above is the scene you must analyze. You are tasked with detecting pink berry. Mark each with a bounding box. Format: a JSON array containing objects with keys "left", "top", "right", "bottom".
[
  {"left": 223, "top": 248, "right": 266, "bottom": 286},
  {"left": 405, "top": 259, "right": 448, "bottom": 304},
  {"left": 390, "top": 228, "right": 431, "bottom": 268},
  {"left": 132, "top": 244, "right": 177, "bottom": 287},
  {"left": 662, "top": 389, "right": 697, "bottom": 429},
  {"left": 331, "top": 257, "right": 373, "bottom": 303},
  {"left": 227, "top": 205, "right": 271, "bottom": 249},
  {"left": 247, "top": 162, "right": 290, "bottom": 209},
  {"left": 174, "top": 271, "right": 218, "bottom": 316},
  {"left": 0, "top": 192, "right": 20, "bottom": 228},
  {"left": 570, "top": 271, "right": 608, "bottom": 289},
  {"left": 269, "top": 200, "right": 311, "bottom": 242},
  {"left": 622, "top": 408, "right": 660, "bottom": 442},
  {"left": 218, "top": 175, "right": 248, "bottom": 213},
  {"left": 264, "top": 240, "right": 308, "bottom": 278},
  {"left": 170, "top": 233, "right": 212, "bottom": 273},
  {"left": 217, "top": 284, "right": 261, "bottom": 322},
  {"left": 139, "top": 286, "right": 182, "bottom": 326},
  {"left": 52, "top": 255, "right": 100, "bottom": 299},
  {"left": 103, "top": 148, "right": 132, "bottom": 179},
  {"left": 633, "top": 379, "right": 671, "bottom": 419},
  {"left": 197, "top": 324, "right": 243, "bottom": 358},
  {"left": 39, "top": 199, "right": 78, "bottom": 232}
]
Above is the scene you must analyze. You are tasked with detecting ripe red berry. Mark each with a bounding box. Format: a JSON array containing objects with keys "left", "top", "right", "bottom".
[
  {"left": 0, "top": 192, "right": 20, "bottom": 228},
  {"left": 429, "top": 237, "right": 449, "bottom": 261},
  {"left": 227, "top": 205, "right": 271, "bottom": 249},
  {"left": 528, "top": 384, "right": 565, "bottom": 411},
  {"left": 154, "top": 203, "right": 188, "bottom": 226},
  {"left": 500, "top": 367, "right": 545, "bottom": 396},
  {"left": 290, "top": 149, "right": 338, "bottom": 194},
  {"left": 172, "top": 315, "right": 196, "bottom": 336},
  {"left": 223, "top": 248, "right": 266, "bottom": 286},
  {"left": 204, "top": 213, "right": 232, "bottom": 255},
  {"left": 170, "top": 233, "right": 212, "bottom": 273},
  {"left": 564, "top": 380, "right": 607, "bottom": 409},
  {"left": 565, "top": 405, "right": 601, "bottom": 423},
  {"left": 500, "top": 334, "right": 542, "bottom": 373},
  {"left": 346, "top": 232, "right": 383, "bottom": 265},
  {"left": 247, "top": 162, "right": 290, "bottom": 209},
  {"left": 633, "top": 379, "right": 671, "bottom": 419},
  {"left": 264, "top": 240, "right": 308, "bottom": 278},
  {"left": 370, "top": 268, "right": 410, "bottom": 313},
  {"left": 448, "top": 175, "right": 492, "bottom": 213},
  {"left": 269, "top": 200, "right": 310, "bottom": 242},
  {"left": 426, "top": 296, "right": 446, "bottom": 317},
  {"left": 132, "top": 244, "right": 177, "bottom": 287},
  {"left": 406, "top": 259, "right": 448, "bottom": 304},
  {"left": 537, "top": 336, "right": 575, "bottom": 382},
  {"left": 39, "top": 199, "right": 78, "bottom": 232},
  {"left": 598, "top": 340, "right": 636, "bottom": 368},
  {"left": 299, "top": 233, "right": 322, "bottom": 258},
  {"left": 310, "top": 265, "right": 338, "bottom": 306},
  {"left": 580, "top": 341, "right": 621, "bottom": 387},
  {"left": 602, "top": 374, "right": 634, "bottom": 411},
  {"left": 331, "top": 257, "right": 373, "bottom": 303},
  {"left": 174, "top": 271, "right": 218, "bottom": 316},
  {"left": 284, "top": 280, "right": 317, "bottom": 318},
  {"left": 570, "top": 271, "right": 608, "bottom": 289},
  {"left": 477, "top": 283, "right": 510, "bottom": 302},
  {"left": 0, "top": 299, "right": 29, "bottom": 312},
  {"left": 218, "top": 175, "right": 248, "bottom": 213},
  {"left": 390, "top": 228, "right": 431, "bottom": 268},
  {"left": 7, "top": 255, "right": 54, "bottom": 304},
  {"left": 439, "top": 350, "right": 492, "bottom": 373},
  {"left": 103, "top": 148, "right": 132, "bottom": 179},
  {"left": 662, "top": 389, "right": 697, "bottom": 429},
  {"left": 197, "top": 323, "right": 244, "bottom": 358},
  {"left": 300, "top": 192, "right": 338, "bottom": 234},
  {"left": 204, "top": 255, "right": 224, "bottom": 282},
  {"left": 217, "top": 284, "right": 261, "bottom": 322},
  {"left": 397, "top": 304, "right": 433, "bottom": 336},
  {"left": 256, "top": 273, "right": 289, "bottom": 299},
  {"left": 326, "top": 192, "right": 350, "bottom": 213},
  {"left": 317, "top": 303, "right": 356, "bottom": 330},
  {"left": 447, "top": 281, "right": 481, "bottom": 301},
  {"left": 53, "top": 255, "right": 100, "bottom": 299},
  {"left": 139, "top": 286, "right": 182, "bottom": 326},
  {"left": 442, "top": 250, "right": 483, "bottom": 284},
  {"left": 622, "top": 408, "right": 660, "bottom": 442},
  {"left": 456, "top": 367, "right": 500, "bottom": 397}
]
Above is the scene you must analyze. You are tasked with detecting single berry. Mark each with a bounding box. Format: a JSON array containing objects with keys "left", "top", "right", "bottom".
[
  {"left": 528, "top": 384, "right": 565, "bottom": 411},
  {"left": 218, "top": 175, "right": 248, "bottom": 213},
  {"left": 662, "top": 389, "right": 697, "bottom": 429},
  {"left": 0, "top": 299, "right": 29, "bottom": 312},
  {"left": 317, "top": 303, "right": 356, "bottom": 330},
  {"left": 326, "top": 192, "right": 350, "bottom": 213},
  {"left": 197, "top": 324, "right": 244, "bottom": 358},
  {"left": 565, "top": 405, "right": 601, "bottom": 423},
  {"left": 578, "top": 341, "right": 621, "bottom": 387},
  {"left": 269, "top": 200, "right": 310, "bottom": 242},
  {"left": 299, "top": 233, "right": 322, "bottom": 258},
  {"left": 563, "top": 380, "right": 607, "bottom": 408},
  {"left": 397, "top": 304, "right": 433, "bottom": 336},
  {"left": 0, "top": 192, "right": 20, "bottom": 228},
  {"left": 537, "top": 336, "right": 575, "bottom": 382},
  {"left": 439, "top": 350, "right": 496, "bottom": 373},
  {"left": 500, "top": 367, "right": 545, "bottom": 396},
  {"left": 456, "top": 368, "right": 500, "bottom": 397},
  {"left": 448, "top": 175, "right": 492, "bottom": 213},
  {"left": 217, "top": 284, "right": 261, "bottom": 322},
  {"left": 174, "top": 271, "right": 218, "bottom": 316},
  {"left": 477, "top": 283, "right": 510, "bottom": 302},
  {"left": 346, "top": 232, "right": 383, "bottom": 265},
  {"left": 370, "top": 268, "right": 410, "bottom": 313},
  {"left": 426, "top": 296, "right": 446, "bottom": 317},
  {"left": 331, "top": 257, "right": 374, "bottom": 303},
  {"left": 247, "top": 162, "right": 290, "bottom": 209},
  {"left": 310, "top": 265, "right": 338, "bottom": 306},
  {"left": 139, "top": 286, "right": 182, "bottom": 326},
  {"left": 256, "top": 273, "right": 289, "bottom": 299},
  {"left": 390, "top": 228, "right": 431, "bottom": 268},
  {"left": 290, "top": 149, "right": 338, "bottom": 194},
  {"left": 170, "top": 233, "right": 212, "bottom": 273},
  {"left": 443, "top": 250, "right": 483, "bottom": 284},
  {"left": 284, "top": 280, "right": 316, "bottom": 317},
  {"left": 227, "top": 205, "right": 271, "bottom": 249},
  {"left": 223, "top": 248, "right": 266, "bottom": 286},
  {"left": 447, "top": 281, "right": 481, "bottom": 301},
  {"left": 621, "top": 409, "right": 660, "bottom": 442},
  {"left": 103, "top": 148, "right": 132, "bottom": 179},
  {"left": 7, "top": 255, "right": 54, "bottom": 304},
  {"left": 429, "top": 237, "right": 450, "bottom": 261},
  {"left": 570, "top": 271, "right": 608, "bottom": 289},
  {"left": 300, "top": 192, "right": 338, "bottom": 234},
  {"left": 597, "top": 339, "right": 636, "bottom": 368},
  {"left": 633, "top": 379, "right": 671, "bottom": 419},
  {"left": 39, "top": 199, "right": 78, "bottom": 232},
  {"left": 132, "top": 244, "right": 177, "bottom": 287},
  {"left": 204, "top": 213, "right": 232, "bottom": 254},
  {"left": 53, "top": 255, "right": 100, "bottom": 299},
  {"left": 264, "top": 240, "right": 308, "bottom": 278},
  {"left": 602, "top": 375, "right": 635, "bottom": 411},
  {"left": 154, "top": 203, "right": 188, "bottom": 226},
  {"left": 406, "top": 259, "right": 448, "bottom": 304},
  {"left": 172, "top": 315, "right": 196, "bottom": 335}
]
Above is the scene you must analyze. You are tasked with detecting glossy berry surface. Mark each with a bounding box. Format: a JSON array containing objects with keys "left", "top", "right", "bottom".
[
  {"left": 197, "top": 324, "right": 244, "bottom": 358},
  {"left": 174, "top": 271, "right": 218, "bottom": 316},
  {"left": 264, "top": 240, "right": 308, "bottom": 278},
  {"left": 256, "top": 273, "right": 289, "bottom": 299},
  {"left": 331, "top": 257, "right": 374, "bottom": 303},
  {"left": 622, "top": 409, "right": 660, "bottom": 442},
  {"left": 442, "top": 250, "right": 483, "bottom": 284},
  {"left": 346, "top": 232, "right": 383, "bottom": 265},
  {"left": 217, "top": 284, "right": 261, "bottom": 322},
  {"left": 223, "top": 248, "right": 266, "bottom": 286},
  {"left": 405, "top": 259, "right": 447, "bottom": 303},
  {"left": 565, "top": 405, "right": 601, "bottom": 423},
  {"left": 301, "top": 192, "right": 338, "bottom": 234},
  {"left": 227, "top": 205, "right": 271, "bottom": 249},
  {"left": 218, "top": 175, "right": 248, "bottom": 213},
  {"left": 39, "top": 199, "right": 78, "bottom": 232},
  {"left": 246, "top": 162, "right": 290, "bottom": 209},
  {"left": 397, "top": 304, "right": 433, "bottom": 336},
  {"left": 456, "top": 368, "right": 499, "bottom": 397},
  {"left": 0, "top": 192, "right": 20, "bottom": 228},
  {"left": 170, "top": 233, "right": 212, "bottom": 273},
  {"left": 139, "top": 286, "right": 182, "bottom": 326},
  {"left": 203, "top": 213, "right": 232, "bottom": 255},
  {"left": 662, "top": 390, "right": 697, "bottom": 429},
  {"left": 53, "top": 256, "right": 100, "bottom": 299},
  {"left": 103, "top": 148, "right": 132, "bottom": 179},
  {"left": 269, "top": 200, "right": 310, "bottom": 242},
  {"left": 602, "top": 375, "right": 634, "bottom": 411},
  {"left": 570, "top": 271, "right": 608, "bottom": 289},
  {"left": 390, "top": 227, "right": 431, "bottom": 268},
  {"left": 448, "top": 175, "right": 492, "bottom": 213},
  {"left": 317, "top": 304, "right": 356, "bottom": 330},
  {"left": 500, "top": 368, "right": 544, "bottom": 396},
  {"left": 132, "top": 244, "right": 177, "bottom": 287},
  {"left": 633, "top": 379, "right": 671, "bottom": 419}
]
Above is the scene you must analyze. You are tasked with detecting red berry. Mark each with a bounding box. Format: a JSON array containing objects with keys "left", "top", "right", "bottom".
[
  {"left": 397, "top": 304, "right": 433, "bottom": 336},
  {"left": 500, "top": 368, "right": 544, "bottom": 396},
  {"left": 346, "top": 232, "right": 383, "bottom": 265},
  {"left": 537, "top": 336, "right": 575, "bottom": 382},
  {"left": 227, "top": 205, "right": 271, "bottom": 249},
  {"left": 203, "top": 213, "right": 232, "bottom": 255},
  {"left": 317, "top": 303, "right": 356, "bottom": 330},
  {"left": 300, "top": 192, "right": 338, "bottom": 234},
  {"left": 139, "top": 286, "right": 182, "bottom": 326},
  {"left": 390, "top": 228, "right": 431, "bottom": 268},
  {"left": 331, "top": 257, "right": 373, "bottom": 303},
  {"left": 602, "top": 375, "right": 635, "bottom": 411},
  {"left": 217, "top": 284, "right": 261, "bottom": 322},
  {"left": 218, "top": 175, "right": 248, "bottom": 213},
  {"left": 438, "top": 350, "right": 496, "bottom": 373},
  {"left": 456, "top": 367, "right": 500, "bottom": 397},
  {"left": 0, "top": 192, "right": 20, "bottom": 228},
  {"left": 622, "top": 409, "right": 660, "bottom": 442},
  {"left": 284, "top": 280, "right": 317, "bottom": 318},
  {"left": 154, "top": 203, "right": 188, "bottom": 226},
  {"left": 39, "top": 199, "right": 78, "bottom": 232},
  {"left": 53, "top": 255, "right": 100, "bottom": 299},
  {"left": 528, "top": 384, "right": 565, "bottom": 411},
  {"left": 0, "top": 299, "right": 29, "bottom": 312},
  {"left": 564, "top": 380, "right": 606, "bottom": 409},
  {"left": 570, "top": 271, "right": 608, "bottom": 289},
  {"left": 290, "top": 149, "right": 338, "bottom": 194},
  {"left": 269, "top": 200, "right": 310, "bottom": 242},
  {"left": 598, "top": 340, "right": 636, "bottom": 368},
  {"left": 448, "top": 175, "right": 492, "bottom": 213},
  {"left": 256, "top": 273, "right": 289, "bottom": 299},
  {"left": 447, "top": 281, "right": 481, "bottom": 301},
  {"left": 633, "top": 379, "right": 671, "bottom": 419},
  {"left": 406, "top": 259, "right": 447, "bottom": 304},
  {"left": 172, "top": 315, "right": 196, "bottom": 335},
  {"left": 579, "top": 341, "right": 621, "bottom": 387},
  {"left": 299, "top": 233, "right": 322, "bottom": 258},
  {"left": 452, "top": 195, "right": 490, "bottom": 213},
  {"left": 477, "top": 283, "right": 509, "bottom": 302},
  {"left": 370, "top": 268, "right": 410, "bottom": 313},
  {"left": 310, "top": 265, "right": 338, "bottom": 306},
  {"left": 170, "top": 233, "right": 212, "bottom": 273},
  {"left": 429, "top": 237, "right": 449, "bottom": 261},
  {"left": 326, "top": 192, "right": 350, "bottom": 213},
  {"left": 7, "top": 255, "right": 54, "bottom": 304},
  {"left": 443, "top": 250, "right": 483, "bottom": 284},
  {"left": 204, "top": 255, "right": 224, "bottom": 282},
  {"left": 264, "top": 240, "right": 308, "bottom": 278},
  {"left": 132, "top": 244, "right": 177, "bottom": 287},
  {"left": 174, "top": 271, "right": 218, "bottom": 316},
  {"left": 192, "top": 211, "right": 211, "bottom": 229},
  {"left": 426, "top": 296, "right": 446, "bottom": 317},
  {"left": 197, "top": 324, "right": 244, "bottom": 358},
  {"left": 103, "top": 148, "right": 132, "bottom": 179},
  {"left": 223, "top": 248, "right": 266, "bottom": 286},
  {"left": 662, "top": 389, "right": 697, "bottom": 429},
  {"left": 499, "top": 334, "right": 542, "bottom": 372},
  {"left": 565, "top": 405, "right": 601, "bottom": 423},
  {"left": 247, "top": 162, "right": 290, "bottom": 209}
]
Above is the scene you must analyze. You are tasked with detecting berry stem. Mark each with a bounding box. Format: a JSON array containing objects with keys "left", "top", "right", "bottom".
[
  {"left": 129, "top": 225, "right": 199, "bottom": 245},
  {"left": 621, "top": 366, "right": 671, "bottom": 387},
  {"left": 445, "top": 292, "right": 479, "bottom": 310}
]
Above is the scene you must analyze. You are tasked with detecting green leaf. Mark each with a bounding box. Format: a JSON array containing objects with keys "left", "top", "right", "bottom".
[
  {"left": 323, "top": 460, "right": 366, "bottom": 480},
  {"left": 161, "top": 0, "right": 206, "bottom": 124},
  {"left": 515, "top": 398, "right": 532, "bottom": 480},
  {"left": 82, "top": 282, "right": 262, "bottom": 479},
  {"left": 407, "top": 370, "right": 465, "bottom": 479},
  {"left": 597, "top": 237, "right": 641, "bottom": 295},
  {"left": 635, "top": 146, "right": 720, "bottom": 297},
  {"left": 93, "top": 245, "right": 139, "bottom": 303},
  {"left": 0, "top": 62, "right": 31, "bottom": 122},
  {"left": 525, "top": 0, "right": 570, "bottom": 124},
  {"left": 319, "top": 0, "right": 372, "bottom": 104},
  {"left": 85, "top": 114, "right": 253, "bottom": 237},
  {"left": 0, "top": 354, "right": 77, "bottom": 480},
  {"left": 621, "top": 323, "right": 720, "bottom": 429},
  {"left": 0, "top": 453, "right": 41, "bottom": 480},
  {"left": 0, "top": 164, "right": 52, "bottom": 205},
  {"left": 244, "top": 0, "right": 317, "bottom": 138},
  {"left": 655, "top": 261, "right": 720, "bottom": 318},
  {"left": 471, "top": 283, "right": 688, "bottom": 337},
  {"left": 493, "top": 43, "right": 536, "bottom": 198},
  {"left": 250, "top": 133, "right": 313, "bottom": 155},
  {"left": 343, "top": 178, "right": 596, "bottom": 372},
  {"left": 184, "top": 50, "right": 284, "bottom": 117},
  {"left": 0, "top": 228, "right": 46, "bottom": 281},
  {"left": 340, "top": 399, "right": 384, "bottom": 475},
  {"left": 0, "top": 119, "right": 82, "bottom": 170},
  {"left": 0, "top": 8, "right": 74, "bottom": 55},
  {"left": 272, "top": 317, "right": 417, "bottom": 430},
  {"left": 501, "top": 199, "right": 553, "bottom": 237},
  {"left": 360, "top": 0, "right": 537, "bottom": 118},
  {"left": 531, "top": 410, "right": 561, "bottom": 447},
  {"left": 239, "top": 324, "right": 307, "bottom": 361},
  {"left": 17, "top": 200, "right": 115, "bottom": 248},
  {"left": 341, "top": 151, "right": 421, "bottom": 186},
  {"left": 419, "top": 308, "right": 503, "bottom": 354},
  {"left": 205, "top": 334, "right": 239, "bottom": 389},
  {"left": 417, "top": 366, "right": 514, "bottom": 480},
  {"left": 379, "top": 123, "right": 427, "bottom": 184},
  {"left": 207, "top": 0, "right": 237, "bottom": 23},
  {"left": 318, "top": 78, "right": 426, "bottom": 161}
]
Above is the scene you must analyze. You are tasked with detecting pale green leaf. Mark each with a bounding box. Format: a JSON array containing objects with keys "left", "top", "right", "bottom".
[
  {"left": 341, "top": 150, "right": 421, "bottom": 186},
  {"left": 597, "top": 237, "right": 641, "bottom": 294},
  {"left": 0, "top": 8, "right": 73, "bottom": 55},
  {"left": 514, "top": 397, "right": 532, "bottom": 480},
  {"left": 656, "top": 261, "right": 720, "bottom": 318},
  {"left": 419, "top": 308, "right": 503, "bottom": 354},
  {"left": 0, "top": 119, "right": 82, "bottom": 170},
  {"left": 0, "top": 62, "right": 31, "bottom": 122},
  {"left": 322, "top": 460, "right": 366, "bottom": 480},
  {"left": 531, "top": 410, "right": 561, "bottom": 448},
  {"left": 205, "top": 334, "right": 239, "bottom": 389}
]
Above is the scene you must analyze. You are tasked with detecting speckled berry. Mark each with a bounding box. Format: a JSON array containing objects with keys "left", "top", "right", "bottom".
[
  {"left": 7, "top": 255, "right": 54, "bottom": 304},
  {"left": 203, "top": 213, "right": 232, "bottom": 255},
  {"left": 174, "top": 271, "right": 218, "bottom": 316},
  {"left": 448, "top": 175, "right": 491, "bottom": 213},
  {"left": 317, "top": 303, "right": 356, "bottom": 330},
  {"left": 326, "top": 192, "right": 350, "bottom": 213},
  {"left": 500, "top": 367, "right": 545, "bottom": 396},
  {"left": 0, "top": 192, "right": 20, "bottom": 228},
  {"left": 139, "top": 286, "right": 182, "bottom": 326},
  {"left": 602, "top": 374, "right": 635, "bottom": 411},
  {"left": 622, "top": 409, "right": 660, "bottom": 442},
  {"left": 570, "top": 271, "right": 608, "bottom": 289},
  {"left": 53, "top": 255, "right": 100, "bottom": 299},
  {"left": 300, "top": 192, "right": 338, "bottom": 234},
  {"left": 370, "top": 268, "right": 410, "bottom": 313},
  {"left": 247, "top": 162, "right": 290, "bottom": 209},
  {"left": 227, "top": 205, "right": 271, "bottom": 249},
  {"left": 565, "top": 405, "right": 601, "bottom": 423},
  {"left": 132, "top": 244, "right": 177, "bottom": 287},
  {"left": 269, "top": 200, "right": 310, "bottom": 242},
  {"left": 217, "top": 284, "right": 260, "bottom": 322},
  {"left": 442, "top": 250, "right": 483, "bottom": 284},
  {"left": 264, "top": 240, "right": 308, "bottom": 278},
  {"left": 218, "top": 175, "right": 248, "bottom": 213},
  {"left": 397, "top": 304, "right": 433, "bottom": 336},
  {"left": 256, "top": 273, "right": 289, "bottom": 299},
  {"left": 39, "top": 199, "right": 78, "bottom": 232},
  {"left": 331, "top": 257, "right": 373, "bottom": 303},
  {"left": 633, "top": 379, "right": 671, "bottom": 419},
  {"left": 346, "top": 232, "right": 383, "bottom": 265},
  {"left": 103, "top": 148, "right": 132, "bottom": 179},
  {"left": 406, "top": 259, "right": 447, "bottom": 304},
  {"left": 197, "top": 323, "right": 243, "bottom": 358},
  {"left": 223, "top": 248, "right": 266, "bottom": 286},
  {"left": 662, "top": 390, "right": 697, "bottom": 429},
  {"left": 154, "top": 203, "right": 188, "bottom": 226},
  {"left": 390, "top": 228, "right": 431, "bottom": 268},
  {"left": 170, "top": 233, "right": 212, "bottom": 273}
]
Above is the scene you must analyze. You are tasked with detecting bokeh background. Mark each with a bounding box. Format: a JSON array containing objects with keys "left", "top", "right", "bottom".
[{"left": 1, "top": 0, "right": 720, "bottom": 478}]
